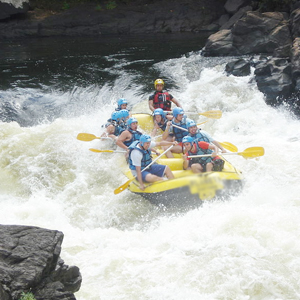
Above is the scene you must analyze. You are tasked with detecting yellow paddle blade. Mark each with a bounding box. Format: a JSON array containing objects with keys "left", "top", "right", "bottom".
[
  {"left": 77, "top": 133, "right": 100, "bottom": 142},
  {"left": 114, "top": 178, "right": 135, "bottom": 194},
  {"left": 220, "top": 142, "right": 238, "bottom": 152},
  {"left": 89, "top": 148, "right": 115, "bottom": 153},
  {"left": 199, "top": 110, "right": 222, "bottom": 119},
  {"left": 238, "top": 147, "right": 265, "bottom": 159},
  {"left": 197, "top": 120, "right": 209, "bottom": 126}
]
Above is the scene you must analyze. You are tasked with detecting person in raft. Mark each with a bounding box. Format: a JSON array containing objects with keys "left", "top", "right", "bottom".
[
  {"left": 116, "top": 117, "right": 143, "bottom": 152},
  {"left": 151, "top": 108, "right": 173, "bottom": 138},
  {"left": 115, "top": 98, "right": 129, "bottom": 111},
  {"left": 102, "top": 109, "right": 130, "bottom": 140},
  {"left": 182, "top": 136, "right": 224, "bottom": 173},
  {"left": 128, "top": 134, "right": 177, "bottom": 191},
  {"left": 161, "top": 107, "right": 189, "bottom": 157},
  {"left": 186, "top": 119, "right": 227, "bottom": 153},
  {"left": 148, "top": 78, "right": 182, "bottom": 112}
]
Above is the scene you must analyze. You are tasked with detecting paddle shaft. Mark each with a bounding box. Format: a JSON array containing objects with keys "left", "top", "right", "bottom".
[
  {"left": 90, "top": 148, "right": 160, "bottom": 154},
  {"left": 162, "top": 110, "right": 222, "bottom": 119},
  {"left": 172, "top": 124, "right": 188, "bottom": 132},
  {"left": 188, "top": 147, "right": 264, "bottom": 159},
  {"left": 139, "top": 144, "right": 174, "bottom": 172}
]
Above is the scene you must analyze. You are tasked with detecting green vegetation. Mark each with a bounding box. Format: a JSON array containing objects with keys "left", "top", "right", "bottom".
[
  {"left": 19, "top": 292, "right": 36, "bottom": 300},
  {"left": 106, "top": 0, "right": 117, "bottom": 10}
]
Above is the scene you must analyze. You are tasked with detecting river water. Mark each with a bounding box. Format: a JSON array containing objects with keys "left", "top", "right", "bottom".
[{"left": 1, "top": 34, "right": 300, "bottom": 300}]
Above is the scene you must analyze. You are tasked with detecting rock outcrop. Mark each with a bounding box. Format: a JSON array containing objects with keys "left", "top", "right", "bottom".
[
  {"left": 0, "top": 225, "right": 81, "bottom": 300},
  {"left": 0, "top": 0, "right": 226, "bottom": 38},
  {"left": 203, "top": 0, "right": 300, "bottom": 112}
]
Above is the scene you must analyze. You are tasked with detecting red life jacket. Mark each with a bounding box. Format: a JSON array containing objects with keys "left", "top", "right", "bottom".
[{"left": 152, "top": 91, "right": 172, "bottom": 111}]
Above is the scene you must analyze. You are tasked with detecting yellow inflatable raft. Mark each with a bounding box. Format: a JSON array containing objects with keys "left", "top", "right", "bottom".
[{"left": 123, "top": 113, "right": 244, "bottom": 208}]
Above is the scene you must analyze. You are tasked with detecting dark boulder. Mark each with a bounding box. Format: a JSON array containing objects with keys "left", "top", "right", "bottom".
[
  {"left": 290, "top": 8, "right": 300, "bottom": 39},
  {"left": 0, "top": 225, "right": 81, "bottom": 300},
  {"left": 203, "top": 11, "right": 292, "bottom": 56},
  {"left": 291, "top": 37, "right": 300, "bottom": 90},
  {"left": 226, "top": 58, "right": 251, "bottom": 76},
  {"left": 224, "top": 0, "right": 252, "bottom": 15},
  {"left": 232, "top": 11, "right": 292, "bottom": 55},
  {"left": 220, "top": 5, "right": 252, "bottom": 30},
  {"left": 202, "top": 29, "right": 238, "bottom": 56},
  {"left": 254, "top": 57, "right": 293, "bottom": 104}
]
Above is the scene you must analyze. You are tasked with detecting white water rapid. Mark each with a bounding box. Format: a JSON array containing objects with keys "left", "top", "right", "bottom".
[{"left": 1, "top": 49, "right": 300, "bottom": 299}]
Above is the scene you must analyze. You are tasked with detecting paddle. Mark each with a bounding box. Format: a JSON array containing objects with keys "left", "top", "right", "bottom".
[
  {"left": 219, "top": 142, "right": 238, "bottom": 153},
  {"left": 114, "top": 145, "right": 174, "bottom": 195},
  {"left": 188, "top": 147, "right": 264, "bottom": 159},
  {"left": 89, "top": 148, "right": 159, "bottom": 154},
  {"left": 77, "top": 133, "right": 112, "bottom": 142},
  {"left": 89, "top": 149, "right": 126, "bottom": 153},
  {"left": 197, "top": 120, "right": 209, "bottom": 126},
  {"left": 185, "top": 110, "right": 222, "bottom": 119},
  {"left": 163, "top": 109, "right": 222, "bottom": 119}
]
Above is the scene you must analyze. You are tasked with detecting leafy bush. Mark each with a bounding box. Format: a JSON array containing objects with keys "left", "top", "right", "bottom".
[
  {"left": 19, "top": 292, "right": 36, "bottom": 300},
  {"left": 105, "top": 0, "right": 117, "bottom": 10}
]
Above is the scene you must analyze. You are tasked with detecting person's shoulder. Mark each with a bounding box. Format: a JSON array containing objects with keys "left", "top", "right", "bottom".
[{"left": 149, "top": 91, "right": 156, "bottom": 99}]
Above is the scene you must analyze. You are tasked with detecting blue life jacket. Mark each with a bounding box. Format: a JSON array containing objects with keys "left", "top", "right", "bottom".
[
  {"left": 188, "top": 129, "right": 210, "bottom": 143},
  {"left": 156, "top": 115, "right": 168, "bottom": 131},
  {"left": 172, "top": 116, "right": 188, "bottom": 142},
  {"left": 114, "top": 125, "right": 125, "bottom": 136},
  {"left": 128, "top": 141, "right": 152, "bottom": 170},
  {"left": 123, "top": 128, "right": 143, "bottom": 147},
  {"left": 188, "top": 141, "right": 213, "bottom": 165}
]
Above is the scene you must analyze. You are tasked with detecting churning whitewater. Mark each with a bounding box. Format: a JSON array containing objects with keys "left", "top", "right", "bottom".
[{"left": 1, "top": 37, "right": 300, "bottom": 300}]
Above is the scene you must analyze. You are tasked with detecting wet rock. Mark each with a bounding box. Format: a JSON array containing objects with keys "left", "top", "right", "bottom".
[
  {"left": 291, "top": 37, "right": 300, "bottom": 90},
  {"left": 0, "top": 0, "right": 29, "bottom": 20},
  {"left": 202, "top": 29, "right": 238, "bottom": 56},
  {"left": 225, "top": 58, "right": 251, "bottom": 76},
  {"left": 224, "top": 0, "right": 251, "bottom": 15},
  {"left": 232, "top": 11, "right": 292, "bottom": 55},
  {"left": 273, "top": 44, "right": 291, "bottom": 58},
  {"left": 0, "top": 225, "right": 82, "bottom": 300},
  {"left": 204, "top": 11, "right": 292, "bottom": 56},
  {"left": 220, "top": 5, "right": 252, "bottom": 30},
  {"left": 254, "top": 57, "right": 293, "bottom": 104},
  {"left": 290, "top": 8, "right": 300, "bottom": 39},
  {"left": 217, "top": 14, "right": 230, "bottom": 27}
]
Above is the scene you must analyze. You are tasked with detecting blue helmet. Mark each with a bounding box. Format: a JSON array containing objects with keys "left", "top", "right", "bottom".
[
  {"left": 117, "top": 98, "right": 127, "bottom": 108},
  {"left": 182, "top": 136, "right": 194, "bottom": 144},
  {"left": 127, "top": 117, "right": 138, "bottom": 127},
  {"left": 140, "top": 134, "right": 151, "bottom": 146},
  {"left": 186, "top": 119, "right": 197, "bottom": 129},
  {"left": 153, "top": 108, "right": 165, "bottom": 116},
  {"left": 119, "top": 109, "right": 130, "bottom": 119},
  {"left": 173, "top": 107, "right": 184, "bottom": 118},
  {"left": 111, "top": 111, "right": 121, "bottom": 121}
]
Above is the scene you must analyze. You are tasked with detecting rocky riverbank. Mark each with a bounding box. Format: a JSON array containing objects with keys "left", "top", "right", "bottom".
[
  {"left": 1, "top": 0, "right": 299, "bottom": 113},
  {"left": 203, "top": 1, "right": 300, "bottom": 112},
  {"left": 0, "top": 225, "right": 81, "bottom": 300}
]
